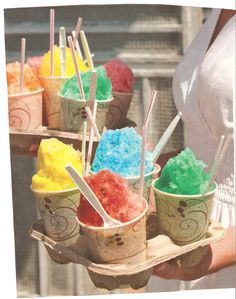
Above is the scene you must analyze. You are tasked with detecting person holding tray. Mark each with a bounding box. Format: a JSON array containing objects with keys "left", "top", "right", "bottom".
[{"left": 148, "top": 8, "right": 235, "bottom": 291}]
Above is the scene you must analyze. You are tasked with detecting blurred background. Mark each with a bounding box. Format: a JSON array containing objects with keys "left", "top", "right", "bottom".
[{"left": 4, "top": 4, "right": 210, "bottom": 297}]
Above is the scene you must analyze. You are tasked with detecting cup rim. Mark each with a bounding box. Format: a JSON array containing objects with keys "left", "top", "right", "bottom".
[
  {"left": 151, "top": 178, "right": 218, "bottom": 198},
  {"left": 39, "top": 75, "right": 70, "bottom": 80},
  {"left": 30, "top": 184, "right": 80, "bottom": 195},
  {"left": 112, "top": 91, "right": 134, "bottom": 96},
  {"left": 58, "top": 91, "right": 113, "bottom": 103},
  {"left": 90, "top": 164, "right": 161, "bottom": 180},
  {"left": 8, "top": 88, "right": 44, "bottom": 98},
  {"left": 77, "top": 197, "right": 148, "bottom": 231}
]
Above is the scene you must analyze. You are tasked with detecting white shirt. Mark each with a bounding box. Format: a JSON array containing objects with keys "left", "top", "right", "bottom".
[{"left": 147, "top": 9, "right": 235, "bottom": 291}]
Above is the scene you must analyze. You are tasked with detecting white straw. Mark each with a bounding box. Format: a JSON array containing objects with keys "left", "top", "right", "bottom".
[
  {"left": 67, "top": 35, "right": 85, "bottom": 100},
  {"left": 82, "top": 121, "right": 87, "bottom": 176},
  {"left": 80, "top": 30, "right": 94, "bottom": 69},
  {"left": 152, "top": 111, "right": 182, "bottom": 164},
  {"left": 143, "top": 90, "right": 158, "bottom": 131},
  {"left": 50, "top": 9, "right": 55, "bottom": 77},
  {"left": 59, "top": 27, "right": 66, "bottom": 76},
  {"left": 139, "top": 126, "right": 146, "bottom": 200},
  {"left": 73, "top": 17, "right": 82, "bottom": 46},
  {"left": 203, "top": 135, "right": 225, "bottom": 194},
  {"left": 19, "top": 38, "right": 26, "bottom": 92},
  {"left": 85, "top": 106, "right": 101, "bottom": 141},
  {"left": 72, "top": 30, "right": 83, "bottom": 59},
  {"left": 85, "top": 101, "right": 97, "bottom": 176}
]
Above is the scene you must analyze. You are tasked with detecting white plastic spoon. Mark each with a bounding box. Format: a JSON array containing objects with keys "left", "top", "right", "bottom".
[
  {"left": 152, "top": 111, "right": 182, "bottom": 164},
  {"left": 65, "top": 164, "right": 122, "bottom": 227}
]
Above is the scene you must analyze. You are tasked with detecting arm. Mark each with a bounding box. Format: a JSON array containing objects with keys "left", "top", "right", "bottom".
[{"left": 152, "top": 225, "right": 236, "bottom": 281}]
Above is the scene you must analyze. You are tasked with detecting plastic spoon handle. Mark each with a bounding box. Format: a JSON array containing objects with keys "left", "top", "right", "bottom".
[
  {"left": 65, "top": 165, "right": 121, "bottom": 227},
  {"left": 152, "top": 111, "right": 182, "bottom": 164}
]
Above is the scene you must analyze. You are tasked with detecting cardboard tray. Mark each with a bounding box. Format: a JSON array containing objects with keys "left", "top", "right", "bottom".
[
  {"left": 9, "top": 118, "right": 136, "bottom": 155},
  {"left": 9, "top": 127, "right": 99, "bottom": 154},
  {"left": 30, "top": 220, "right": 225, "bottom": 290}
]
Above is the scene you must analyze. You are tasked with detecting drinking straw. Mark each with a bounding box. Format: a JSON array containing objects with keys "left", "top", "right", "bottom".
[
  {"left": 85, "top": 71, "right": 98, "bottom": 175},
  {"left": 50, "top": 9, "right": 55, "bottom": 77},
  {"left": 19, "top": 38, "right": 26, "bottom": 92},
  {"left": 59, "top": 27, "right": 66, "bottom": 76},
  {"left": 139, "top": 125, "right": 147, "bottom": 200},
  {"left": 67, "top": 35, "right": 85, "bottom": 100},
  {"left": 142, "top": 90, "right": 158, "bottom": 131},
  {"left": 82, "top": 121, "right": 87, "bottom": 176},
  {"left": 72, "top": 30, "right": 83, "bottom": 59},
  {"left": 152, "top": 111, "right": 182, "bottom": 164},
  {"left": 85, "top": 106, "right": 101, "bottom": 141},
  {"left": 73, "top": 17, "right": 82, "bottom": 47},
  {"left": 80, "top": 30, "right": 94, "bottom": 69},
  {"left": 68, "top": 35, "right": 101, "bottom": 141},
  {"left": 72, "top": 17, "right": 83, "bottom": 58},
  {"left": 203, "top": 135, "right": 226, "bottom": 194}
]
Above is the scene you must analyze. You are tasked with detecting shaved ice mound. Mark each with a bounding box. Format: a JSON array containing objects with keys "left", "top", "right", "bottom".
[{"left": 77, "top": 170, "right": 145, "bottom": 227}]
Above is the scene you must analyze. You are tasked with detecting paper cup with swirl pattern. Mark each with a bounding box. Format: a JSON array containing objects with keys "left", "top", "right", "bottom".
[
  {"left": 8, "top": 88, "right": 44, "bottom": 129},
  {"left": 152, "top": 179, "right": 217, "bottom": 266},
  {"left": 59, "top": 92, "right": 113, "bottom": 134},
  {"left": 105, "top": 92, "right": 133, "bottom": 129},
  {"left": 31, "top": 186, "right": 81, "bottom": 263},
  {"left": 39, "top": 76, "right": 68, "bottom": 129},
  {"left": 77, "top": 198, "right": 148, "bottom": 264}
]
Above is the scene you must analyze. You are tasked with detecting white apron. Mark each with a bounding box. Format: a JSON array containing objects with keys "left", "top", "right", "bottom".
[{"left": 147, "top": 9, "right": 235, "bottom": 291}]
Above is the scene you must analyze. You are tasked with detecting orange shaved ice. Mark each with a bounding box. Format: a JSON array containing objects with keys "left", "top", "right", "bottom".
[
  {"left": 7, "top": 62, "right": 42, "bottom": 94},
  {"left": 39, "top": 45, "right": 89, "bottom": 77}
]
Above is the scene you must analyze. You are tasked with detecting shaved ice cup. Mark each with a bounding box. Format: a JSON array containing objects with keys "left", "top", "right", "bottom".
[
  {"left": 152, "top": 179, "right": 217, "bottom": 267},
  {"left": 31, "top": 186, "right": 81, "bottom": 264},
  {"left": 39, "top": 76, "right": 68, "bottom": 129},
  {"left": 105, "top": 92, "right": 133, "bottom": 129},
  {"left": 59, "top": 93, "right": 113, "bottom": 134},
  {"left": 8, "top": 88, "right": 44, "bottom": 129},
  {"left": 77, "top": 198, "right": 148, "bottom": 264}
]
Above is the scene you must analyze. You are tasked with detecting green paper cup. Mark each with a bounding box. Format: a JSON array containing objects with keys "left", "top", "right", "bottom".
[
  {"left": 31, "top": 186, "right": 81, "bottom": 245},
  {"left": 39, "top": 76, "right": 68, "bottom": 129},
  {"left": 152, "top": 179, "right": 217, "bottom": 266},
  {"left": 77, "top": 198, "right": 148, "bottom": 264},
  {"left": 8, "top": 88, "right": 44, "bottom": 129},
  {"left": 59, "top": 93, "right": 113, "bottom": 134}
]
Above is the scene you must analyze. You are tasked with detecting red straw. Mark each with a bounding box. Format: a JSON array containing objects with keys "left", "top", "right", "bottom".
[
  {"left": 139, "top": 126, "right": 146, "bottom": 200},
  {"left": 73, "top": 17, "right": 82, "bottom": 46},
  {"left": 50, "top": 9, "right": 55, "bottom": 77},
  {"left": 19, "top": 38, "right": 26, "bottom": 92},
  {"left": 67, "top": 35, "right": 85, "bottom": 100},
  {"left": 142, "top": 90, "right": 158, "bottom": 132}
]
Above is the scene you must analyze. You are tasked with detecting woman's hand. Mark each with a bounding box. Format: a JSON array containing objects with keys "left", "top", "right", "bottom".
[{"left": 152, "top": 226, "right": 235, "bottom": 281}]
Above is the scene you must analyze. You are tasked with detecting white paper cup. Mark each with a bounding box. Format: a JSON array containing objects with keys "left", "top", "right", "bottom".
[
  {"left": 8, "top": 88, "right": 44, "bottom": 129},
  {"left": 105, "top": 92, "right": 133, "bottom": 129},
  {"left": 31, "top": 186, "right": 81, "bottom": 245},
  {"left": 39, "top": 76, "right": 68, "bottom": 129},
  {"left": 77, "top": 198, "right": 148, "bottom": 264},
  {"left": 59, "top": 93, "right": 113, "bottom": 134},
  {"left": 152, "top": 179, "right": 217, "bottom": 266}
]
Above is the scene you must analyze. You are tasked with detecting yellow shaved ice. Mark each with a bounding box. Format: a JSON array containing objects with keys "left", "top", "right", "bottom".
[
  {"left": 39, "top": 45, "right": 89, "bottom": 77},
  {"left": 32, "top": 138, "right": 83, "bottom": 191}
]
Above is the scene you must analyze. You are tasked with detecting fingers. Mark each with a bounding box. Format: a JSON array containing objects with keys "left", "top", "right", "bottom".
[{"left": 152, "top": 259, "right": 181, "bottom": 279}]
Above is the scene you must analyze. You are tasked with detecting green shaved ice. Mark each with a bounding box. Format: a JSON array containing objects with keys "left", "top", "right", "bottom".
[
  {"left": 155, "top": 148, "right": 211, "bottom": 195},
  {"left": 60, "top": 66, "right": 112, "bottom": 101}
]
